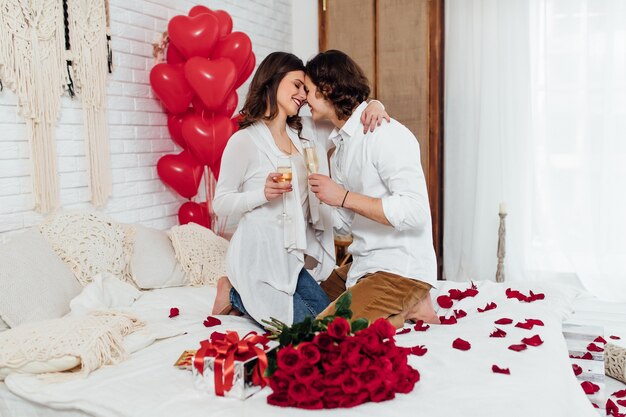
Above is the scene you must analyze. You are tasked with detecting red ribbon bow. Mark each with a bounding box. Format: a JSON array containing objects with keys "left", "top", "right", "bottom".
[{"left": 194, "top": 331, "right": 270, "bottom": 396}]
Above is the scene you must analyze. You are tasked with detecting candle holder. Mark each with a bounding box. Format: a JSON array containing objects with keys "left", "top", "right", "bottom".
[{"left": 496, "top": 210, "right": 507, "bottom": 283}]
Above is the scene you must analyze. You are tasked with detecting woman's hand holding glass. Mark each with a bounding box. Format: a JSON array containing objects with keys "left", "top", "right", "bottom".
[{"left": 265, "top": 172, "right": 292, "bottom": 201}]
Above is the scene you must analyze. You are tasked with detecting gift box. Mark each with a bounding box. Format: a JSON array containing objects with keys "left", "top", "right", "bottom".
[{"left": 190, "top": 331, "right": 278, "bottom": 400}]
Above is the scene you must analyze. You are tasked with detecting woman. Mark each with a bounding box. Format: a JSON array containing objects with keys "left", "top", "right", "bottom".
[{"left": 211, "top": 52, "right": 388, "bottom": 326}]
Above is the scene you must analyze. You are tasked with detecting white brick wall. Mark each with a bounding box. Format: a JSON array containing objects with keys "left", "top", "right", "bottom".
[{"left": 0, "top": 0, "right": 293, "bottom": 242}]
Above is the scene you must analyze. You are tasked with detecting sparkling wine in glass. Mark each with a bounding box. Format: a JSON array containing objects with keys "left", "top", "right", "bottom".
[
  {"left": 276, "top": 155, "right": 292, "bottom": 225},
  {"left": 303, "top": 141, "right": 319, "bottom": 174}
]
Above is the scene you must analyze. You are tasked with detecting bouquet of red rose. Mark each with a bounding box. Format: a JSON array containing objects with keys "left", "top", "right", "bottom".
[{"left": 262, "top": 292, "right": 420, "bottom": 409}]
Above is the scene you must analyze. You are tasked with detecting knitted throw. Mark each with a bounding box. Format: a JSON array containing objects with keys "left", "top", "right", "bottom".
[
  {"left": 0, "top": 0, "right": 67, "bottom": 212},
  {"left": 169, "top": 223, "right": 229, "bottom": 286},
  {"left": 67, "top": 0, "right": 112, "bottom": 207},
  {"left": 605, "top": 343, "right": 626, "bottom": 383},
  {"left": 0, "top": 311, "right": 143, "bottom": 380},
  {"left": 39, "top": 211, "right": 136, "bottom": 287}
]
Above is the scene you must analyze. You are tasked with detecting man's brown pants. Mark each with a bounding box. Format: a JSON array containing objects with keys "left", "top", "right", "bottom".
[{"left": 318, "top": 263, "right": 432, "bottom": 329}]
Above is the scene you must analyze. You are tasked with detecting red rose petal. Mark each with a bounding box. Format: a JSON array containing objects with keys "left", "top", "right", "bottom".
[
  {"left": 572, "top": 364, "right": 583, "bottom": 376},
  {"left": 477, "top": 302, "right": 497, "bottom": 313},
  {"left": 454, "top": 309, "right": 467, "bottom": 319},
  {"left": 437, "top": 295, "right": 454, "bottom": 308},
  {"left": 452, "top": 338, "right": 471, "bottom": 351},
  {"left": 591, "top": 402, "right": 599, "bottom": 408},
  {"left": 210, "top": 331, "right": 225, "bottom": 342},
  {"left": 526, "top": 318, "right": 544, "bottom": 327},
  {"left": 490, "top": 328, "right": 507, "bottom": 338},
  {"left": 617, "top": 399, "right": 626, "bottom": 407},
  {"left": 495, "top": 318, "right": 513, "bottom": 325},
  {"left": 506, "top": 288, "right": 528, "bottom": 302},
  {"left": 587, "top": 342, "right": 604, "bottom": 352},
  {"left": 169, "top": 307, "right": 180, "bottom": 318},
  {"left": 508, "top": 343, "right": 527, "bottom": 352},
  {"left": 515, "top": 321, "right": 534, "bottom": 330},
  {"left": 521, "top": 334, "right": 543, "bottom": 347},
  {"left": 471, "top": 281, "right": 477, "bottom": 290},
  {"left": 409, "top": 345, "right": 428, "bottom": 356},
  {"left": 492, "top": 365, "right": 510, "bottom": 375},
  {"left": 462, "top": 288, "right": 479, "bottom": 298},
  {"left": 581, "top": 380, "right": 600, "bottom": 395},
  {"left": 397, "top": 328, "right": 411, "bottom": 335},
  {"left": 414, "top": 320, "right": 430, "bottom": 331},
  {"left": 448, "top": 289, "right": 462, "bottom": 300},
  {"left": 612, "top": 389, "right": 626, "bottom": 398},
  {"left": 203, "top": 316, "right": 221, "bottom": 327},
  {"left": 439, "top": 316, "right": 458, "bottom": 325},
  {"left": 528, "top": 290, "right": 545, "bottom": 302},
  {"left": 594, "top": 336, "right": 607, "bottom": 344},
  {"left": 610, "top": 335, "right": 621, "bottom": 340},
  {"left": 607, "top": 399, "right": 619, "bottom": 415}
]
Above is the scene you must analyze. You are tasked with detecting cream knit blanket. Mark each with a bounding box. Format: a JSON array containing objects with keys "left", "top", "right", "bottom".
[{"left": 0, "top": 311, "right": 143, "bottom": 381}]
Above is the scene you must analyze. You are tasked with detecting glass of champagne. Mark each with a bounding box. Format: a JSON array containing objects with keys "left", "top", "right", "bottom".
[
  {"left": 276, "top": 155, "right": 292, "bottom": 225},
  {"left": 303, "top": 141, "right": 319, "bottom": 174}
]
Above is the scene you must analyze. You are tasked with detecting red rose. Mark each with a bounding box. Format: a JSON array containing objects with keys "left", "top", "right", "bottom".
[
  {"left": 327, "top": 316, "right": 351, "bottom": 339},
  {"left": 269, "top": 369, "right": 292, "bottom": 392},
  {"left": 313, "top": 332, "right": 335, "bottom": 350},
  {"left": 359, "top": 368, "right": 381, "bottom": 392},
  {"left": 323, "top": 366, "right": 349, "bottom": 387},
  {"left": 322, "top": 387, "right": 343, "bottom": 408},
  {"left": 321, "top": 345, "right": 343, "bottom": 371},
  {"left": 298, "top": 399, "right": 323, "bottom": 409},
  {"left": 360, "top": 332, "right": 384, "bottom": 356},
  {"left": 371, "top": 318, "right": 396, "bottom": 339},
  {"left": 340, "top": 338, "right": 363, "bottom": 367},
  {"left": 277, "top": 345, "right": 302, "bottom": 372},
  {"left": 390, "top": 349, "right": 409, "bottom": 371},
  {"left": 267, "top": 391, "right": 291, "bottom": 407},
  {"left": 351, "top": 355, "right": 371, "bottom": 373},
  {"left": 370, "top": 382, "right": 395, "bottom": 402},
  {"left": 341, "top": 390, "right": 370, "bottom": 408},
  {"left": 370, "top": 356, "right": 393, "bottom": 375},
  {"left": 294, "top": 365, "right": 319, "bottom": 385},
  {"left": 297, "top": 342, "right": 321, "bottom": 365},
  {"left": 288, "top": 381, "right": 311, "bottom": 403},
  {"left": 341, "top": 373, "right": 363, "bottom": 394}
]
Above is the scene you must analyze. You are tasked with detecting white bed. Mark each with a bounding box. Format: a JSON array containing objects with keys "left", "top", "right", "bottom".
[{"left": 1, "top": 280, "right": 621, "bottom": 417}]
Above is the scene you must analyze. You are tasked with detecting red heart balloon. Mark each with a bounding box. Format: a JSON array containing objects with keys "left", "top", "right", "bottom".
[
  {"left": 184, "top": 57, "right": 237, "bottom": 111},
  {"left": 188, "top": 7, "right": 232, "bottom": 38},
  {"left": 211, "top": 32, "right": 252, "bottom": 77},
  {"left": 182, "top": 114, "right": 233, "bottom": 166},
  {"left": 157, "top": 150, "right": 203, "bottom": 198},
  {"left": 168, "top": 14, "right": 219, "bottom": 59},
  {"left": 217, "top": 91, "right": 238, "bottom": 118},
  {"left": 213, "top": 10, "right": 233, "bottom": 38},
  {"left": 235, "top": 52, "right": 256, "bottom": 89},
  {"left": 150, "top": 63, "right": 194, "bottom": 114},
  {"left": 167, "top": 109, "right": 194, "bottom": 149},
  {"left": 178, "top": 201, "right": 210, "bottom": 228},
  {"left": 166, "top": 43, "right": 186, "bottom": 65}
]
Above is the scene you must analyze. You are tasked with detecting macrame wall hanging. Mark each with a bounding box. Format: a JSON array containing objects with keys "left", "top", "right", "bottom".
[
  {"left": 0, "top": 0, "right": 113, "bottom": 213},
  {"left": 0, "top": 0, "right": 67, "bottom": 213},
  {"left": 66, "top": 0, "right": 113, "bottom": 206}
]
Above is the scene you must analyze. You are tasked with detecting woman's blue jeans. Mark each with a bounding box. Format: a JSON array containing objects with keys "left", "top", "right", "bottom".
[{"left": 229, "top": 268, "right": 330, "bottom": 324}]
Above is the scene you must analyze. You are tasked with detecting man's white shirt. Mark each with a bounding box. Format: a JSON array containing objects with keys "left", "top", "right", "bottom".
[{"left": 329, "top": 102, "right": 437, "bottom": 288}]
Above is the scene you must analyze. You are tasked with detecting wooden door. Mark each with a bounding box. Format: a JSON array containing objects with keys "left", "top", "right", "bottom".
[{"left": 319, "top": 0, "right": 444, "bottom": 278}]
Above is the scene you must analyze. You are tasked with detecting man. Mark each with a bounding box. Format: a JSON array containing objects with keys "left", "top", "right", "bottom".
[{"left": 305, "top": 50, "right": 439, "bottom": 328}]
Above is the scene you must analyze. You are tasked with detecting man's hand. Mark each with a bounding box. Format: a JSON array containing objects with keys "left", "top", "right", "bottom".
[
  {"left": 308, "top": 174, "right": 346, "bottom": 206},
  {"left": 265, "top": 172, "right": 292, "bottom": 201}
]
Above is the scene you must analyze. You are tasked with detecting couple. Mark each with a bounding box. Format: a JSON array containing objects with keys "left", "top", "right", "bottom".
[{"left": 211, "top": 50, "right": 439, "bottom": 329}]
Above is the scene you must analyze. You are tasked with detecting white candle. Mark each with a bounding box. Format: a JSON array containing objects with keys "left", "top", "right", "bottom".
[{"left": 499, "top": 202, "right": 507, "bottom": 214}]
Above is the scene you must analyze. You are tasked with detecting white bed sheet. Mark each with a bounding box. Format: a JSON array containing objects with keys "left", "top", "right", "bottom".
[{"left": 4, "top": 281, "right": 600, "bottom": 417}]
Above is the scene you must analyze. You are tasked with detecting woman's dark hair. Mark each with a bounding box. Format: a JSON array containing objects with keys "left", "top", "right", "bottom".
[
  {"left": 238, "top": 52, "right": 305, "bottom": 134},
  {"left": 305, "top": 50, "right": 370, "bottom": 120}
]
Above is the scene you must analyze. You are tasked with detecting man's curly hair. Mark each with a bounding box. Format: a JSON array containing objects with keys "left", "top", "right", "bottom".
[{"left": 305, "top": 50, "right": 371, "bottom": 121}]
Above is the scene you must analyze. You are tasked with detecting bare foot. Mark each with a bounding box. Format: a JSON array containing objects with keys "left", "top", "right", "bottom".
[
  {"left": 212, "top": 276, "right": 234, "bottom": 315},
  {"left": 405, "top": 294, "right": 441, "bottom": 324}
]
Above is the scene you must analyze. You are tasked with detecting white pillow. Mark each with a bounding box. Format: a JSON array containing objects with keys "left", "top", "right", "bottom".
[
  {"left": 129, "top": 225, "right": 187, "bottom": 289},
  {"left": 0, "top": 356, "right": 80, "bottom": 380},
  {"left": 39, "top": 210, "right": 136, "bottom": 287},
  {"left": 0, "top": 228, "right": 82, "bottom": 328}
]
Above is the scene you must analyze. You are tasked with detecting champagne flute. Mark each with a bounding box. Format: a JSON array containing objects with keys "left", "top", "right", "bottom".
[
  {"left": 302, "top": 141, "right": 319, "bottom": 174},
  {"left": 276, "top": 155, "right": 292, "bottom": 225}
]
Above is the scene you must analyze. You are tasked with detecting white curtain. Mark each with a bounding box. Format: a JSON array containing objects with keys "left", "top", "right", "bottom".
[{"left": 444, "top": 0, "right": 626, "bottom": 302}]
